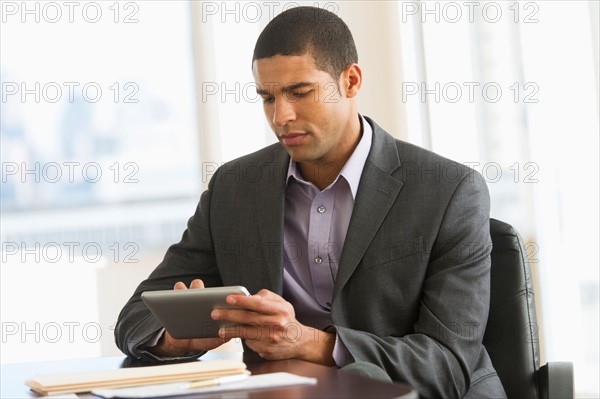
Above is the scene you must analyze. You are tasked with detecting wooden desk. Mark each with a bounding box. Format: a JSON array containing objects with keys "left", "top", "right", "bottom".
[{"left": 1, "top": 352, "right": 417, "bottom": 398}]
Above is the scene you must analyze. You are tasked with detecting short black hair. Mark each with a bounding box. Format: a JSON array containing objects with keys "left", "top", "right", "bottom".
[{"left": 252, "top": 6, "right": 358, "bottom": 81}]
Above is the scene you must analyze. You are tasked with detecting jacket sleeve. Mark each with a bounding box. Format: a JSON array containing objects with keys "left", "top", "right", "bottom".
[
  {"left": 335, "top": 171, "right": 493, "bottom": 399},
  {"left": 114, "top": 170, "right": 224, "bottom": 362}
]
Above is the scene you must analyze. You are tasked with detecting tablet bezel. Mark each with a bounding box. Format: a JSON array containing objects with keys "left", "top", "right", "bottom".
[{"left": 141, "top": 285, "right": 251, "bottom": 339}]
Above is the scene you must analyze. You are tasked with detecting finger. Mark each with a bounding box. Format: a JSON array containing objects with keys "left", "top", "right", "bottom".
[
  {"left": 247, "top": 289, "right": 287, "bottom": 305},
  {"left": 190, "top": 279, "right": 205, "bottom": 289},
  {"left": 218, "top": 319, "right": 303, "bottom": 342},
  {"left": 218, "top": 324, "right": 263, "bottom": 341},
  {"left": 255, "top": 289, "right": 285, "bottom": 302},
  {"left": 174, "top": 281, "right": 187, "bottom": 290},
  {"left": 212, "top": 308, "right": 277, "bottom": 325},
  {"left": 226, "top": 294, "right": 291, "bottom": 316}
]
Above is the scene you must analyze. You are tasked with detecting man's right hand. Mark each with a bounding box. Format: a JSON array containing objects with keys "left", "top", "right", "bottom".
[{"left": 149, "top": 279, "right": 230, "bottom": 357}]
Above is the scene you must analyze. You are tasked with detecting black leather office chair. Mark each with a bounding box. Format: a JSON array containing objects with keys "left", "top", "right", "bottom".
[{"left": 483, "top": 219, "right": 574, "bottom": 398}]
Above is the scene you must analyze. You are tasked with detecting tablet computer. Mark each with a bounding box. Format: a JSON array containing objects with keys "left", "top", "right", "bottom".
[{"left": 141, "top": 286, "right": 251, "bottom": 339}]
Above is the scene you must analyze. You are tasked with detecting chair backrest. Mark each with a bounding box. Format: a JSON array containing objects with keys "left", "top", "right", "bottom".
[{"left": 483, "top": 219, "right": 541, "bottom": 398}]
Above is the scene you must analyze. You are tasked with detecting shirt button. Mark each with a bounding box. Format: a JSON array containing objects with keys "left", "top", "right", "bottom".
[
  {"left": 317, "top": 205, "right": 326, "bottom": 214},
  {"left": 314, "top": 256, "right": 323, "bottom": 264}
]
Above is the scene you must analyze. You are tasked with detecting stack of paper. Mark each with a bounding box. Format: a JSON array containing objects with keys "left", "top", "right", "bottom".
[
  {"left": 25, "top": 359, "right": 248, "bottom": 396},
  {"left": 93, "top": 372, "right": 318, "bottom": 398}
]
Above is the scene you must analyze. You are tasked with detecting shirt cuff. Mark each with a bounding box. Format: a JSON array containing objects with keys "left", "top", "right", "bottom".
[
  {"left": 332, "top": 332, "right": 354, "bottom": 367},
  {"left": 146, "top": 328, "right": 165, "bottom": 348}
]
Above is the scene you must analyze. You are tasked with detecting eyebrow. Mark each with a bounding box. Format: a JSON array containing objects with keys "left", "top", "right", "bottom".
[{"left": 256, "top": 81, "right": 316, "bottom": 96}]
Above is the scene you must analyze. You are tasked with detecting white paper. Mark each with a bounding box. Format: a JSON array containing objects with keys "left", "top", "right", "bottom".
[{"left": 92, "top": 372, "right": 317, "bottom": 398}]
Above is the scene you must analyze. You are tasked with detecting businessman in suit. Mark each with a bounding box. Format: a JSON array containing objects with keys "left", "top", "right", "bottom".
[{"left": 115, "top": 6, "right": 505, "bottom": 398}]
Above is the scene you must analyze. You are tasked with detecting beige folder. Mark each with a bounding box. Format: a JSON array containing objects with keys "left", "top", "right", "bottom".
[{"left": 25, "top": 359, "right": 248, "bottom": 396}]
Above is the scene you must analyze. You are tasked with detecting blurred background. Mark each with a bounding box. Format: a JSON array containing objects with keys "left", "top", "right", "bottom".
[{"left": 1, "top": 1, "right": 598, "bottom": 396}]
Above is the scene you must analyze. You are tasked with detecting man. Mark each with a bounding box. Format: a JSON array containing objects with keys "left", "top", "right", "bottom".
[{"left": 115, "top": 6, "right": 506, "bottom": 398}]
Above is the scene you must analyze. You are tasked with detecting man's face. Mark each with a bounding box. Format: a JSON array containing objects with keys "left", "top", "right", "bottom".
[{"left": 252, "top": 53, "right": 358, "bottom": 169}]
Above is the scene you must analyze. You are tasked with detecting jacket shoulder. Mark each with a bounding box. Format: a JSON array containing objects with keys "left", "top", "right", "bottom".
[
  {"left": 365, "top": 116, "right": 485, "bottom": 186},
  {"left": 222, "top": 142, "right": 285, "bottom": 167},
  {"left": 207, "top": 143, "right": 287, "bottom": 188}
]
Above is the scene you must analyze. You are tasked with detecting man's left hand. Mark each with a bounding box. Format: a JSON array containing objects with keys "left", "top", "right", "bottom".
[{"left": 212, "top": 289, "right": 336, "bottom": 366}]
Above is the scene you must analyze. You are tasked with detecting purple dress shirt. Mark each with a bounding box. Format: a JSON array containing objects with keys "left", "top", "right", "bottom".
[{"left": 282, "top": 115, "right": 373, "bottom": 366}]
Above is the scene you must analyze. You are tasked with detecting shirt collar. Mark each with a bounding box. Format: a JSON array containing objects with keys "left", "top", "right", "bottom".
[{"left": 286, "top": 114, "right": 373, "bottom": 200}]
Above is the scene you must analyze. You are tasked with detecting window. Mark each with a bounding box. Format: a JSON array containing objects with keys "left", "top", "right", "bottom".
[
  {"left": 400, "top": 1, "right": 599, "bottom": 396},
  {"left": 1, "top": 0, "right": 200, "bottom": 362}
]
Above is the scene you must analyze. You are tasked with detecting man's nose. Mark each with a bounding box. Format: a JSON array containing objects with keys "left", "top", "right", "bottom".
[{"left": 272, "top": 97, "right": 296, "bottom": 127}]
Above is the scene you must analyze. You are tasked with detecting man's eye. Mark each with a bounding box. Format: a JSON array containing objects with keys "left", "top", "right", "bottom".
[
  {"left": 262, "top": 96, "right": 274, "bottom": 104},
  {"left": 292, "top": 91, "right": 310, "bottom": 98}
]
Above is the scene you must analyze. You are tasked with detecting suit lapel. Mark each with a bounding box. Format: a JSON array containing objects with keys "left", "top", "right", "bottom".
[
  {"left": 254, "top": 146, "right": 289, "bottom": 295},
  {"left": 333, "top": 119, "right": 404, "bottom": 301}
]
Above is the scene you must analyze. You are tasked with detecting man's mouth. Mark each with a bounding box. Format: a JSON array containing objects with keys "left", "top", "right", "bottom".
[{"left": 280, "top": 133, "right": 306, "bottom": 146}]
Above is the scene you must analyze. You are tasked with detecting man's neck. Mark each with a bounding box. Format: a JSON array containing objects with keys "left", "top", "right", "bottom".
[{"left": 298, "top": 116, "right": 363, "bottom": 191}]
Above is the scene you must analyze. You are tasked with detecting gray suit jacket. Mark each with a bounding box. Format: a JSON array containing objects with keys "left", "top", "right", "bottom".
[{"left": 115, "top": 117, "right": 506, "bottom": 398}]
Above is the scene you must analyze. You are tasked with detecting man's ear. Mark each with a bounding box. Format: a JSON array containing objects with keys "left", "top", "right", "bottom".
[{"left": 341, "top": 64, "right": 362, "bottom": 98}]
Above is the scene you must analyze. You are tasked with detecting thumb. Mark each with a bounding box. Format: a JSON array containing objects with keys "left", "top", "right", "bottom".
[{"left": 189, "top": 279, "right": 205, "bottom": 289}]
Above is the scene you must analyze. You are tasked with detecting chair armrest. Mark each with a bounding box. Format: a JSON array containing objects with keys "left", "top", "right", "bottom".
[{"left": 537, "top": 362, "right": 574, "bottom": 399}]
